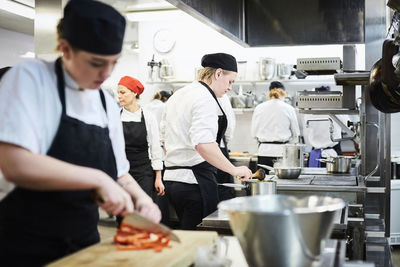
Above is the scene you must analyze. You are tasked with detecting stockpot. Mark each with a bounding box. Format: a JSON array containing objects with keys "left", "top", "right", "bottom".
[{"left": 318, "top": 156, "right": 353, "bottom": 173}]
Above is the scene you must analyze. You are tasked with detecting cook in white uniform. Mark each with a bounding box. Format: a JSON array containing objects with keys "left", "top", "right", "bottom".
[
  {"left": 144, "top": 90, "right": 172, "bottom": 130},
  {"left": 301, "top": 86, "right": 350, "bottom": 167},
  {"left": 160, "top": 53, "right": 252, "bottom": 230},
  {"left": 251, "top": 81, "right": 300, "bottom": 167},
  {"left": 216, "top": 94, "right": 237, "bottom": 201},
  {"left": 0, "top": 1, "right": 160, "bottom": 266}
]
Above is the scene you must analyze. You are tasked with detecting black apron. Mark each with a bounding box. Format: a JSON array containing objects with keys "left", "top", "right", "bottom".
[
  {"left": 0, "top": 58, "right": 118, "bottom": 267},
  {"left": 216, "top": 138, "right": 235, "bottom": 201},
  {"left": 166, "top": 81, "right": 228, "bottom": 217},
  {"left": 122, "top": 109, "right": 154, "bottom": 196}
]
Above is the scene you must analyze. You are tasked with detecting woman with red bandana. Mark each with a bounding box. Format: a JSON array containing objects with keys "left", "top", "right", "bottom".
[{"left": 117, "top": 76, "right": 165, "bottom": 198}]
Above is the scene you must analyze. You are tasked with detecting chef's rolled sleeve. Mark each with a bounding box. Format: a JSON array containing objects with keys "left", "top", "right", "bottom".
[
  {"left": 143, "top": 109, "right": 164, "bottom": 170},
  {"left": 189, "top": 96, "right": 218, "bottom": 147}
]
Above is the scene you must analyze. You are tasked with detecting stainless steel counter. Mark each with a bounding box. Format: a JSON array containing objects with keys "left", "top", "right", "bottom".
[
  {"left": 224, "top": 237, "right": 347, "bottom": 267},
  {"left": 273, "top": 167, "right": 366, "bottom": 192}
]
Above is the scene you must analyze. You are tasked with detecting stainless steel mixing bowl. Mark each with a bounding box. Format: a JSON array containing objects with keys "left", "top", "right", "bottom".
[{"left": 218, "top": 195, "right": 345, "bottom": 267}]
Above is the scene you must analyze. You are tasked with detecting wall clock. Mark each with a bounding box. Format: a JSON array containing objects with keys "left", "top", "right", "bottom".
[{"left": 153, "top": 29, "right": 176, "bottom": 53}]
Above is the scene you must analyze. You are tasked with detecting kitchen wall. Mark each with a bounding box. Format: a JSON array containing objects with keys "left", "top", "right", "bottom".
[
  {"left": 102, "top": 10, "right": 364, "bottom": 154},
  {"left": 1, "top": 9, "right": 400, "bottom": 155},
  {"left": 0, "top": 28, "right": 34, "bottom": 67}
]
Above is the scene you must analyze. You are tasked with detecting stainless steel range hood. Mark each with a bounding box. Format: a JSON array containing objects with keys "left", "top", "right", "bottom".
[
  {"left": 166, "top": 0, "right": 365, "bottom": 47},
  {"left": 166, "top": 0, "right": 247, "bottom": 47}
]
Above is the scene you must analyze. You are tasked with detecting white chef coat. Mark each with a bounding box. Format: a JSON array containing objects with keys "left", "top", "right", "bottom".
[
  {"left": 0, "top": 59, "right": 129, "bottom": 180},
  {"left": 302, "top": 114, "right": 350, "bottom": 157},
  {"left": 120, "top": 107, "right": 163, "bottom": 170},
  {"left": 217, "top": 94, "right": 236, "bottom": 147},
  {"left": 251, "top": 99, "right": 300, "bottom": 157},
  {"left": 160, "top": 81, "right": 219, "bottom": 184},
  {"left": 144, "top": 99, "right": 165, "bottom": 131}
]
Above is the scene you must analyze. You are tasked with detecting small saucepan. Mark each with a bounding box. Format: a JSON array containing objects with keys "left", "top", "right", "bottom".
[
  {"left": 257, "top": 164, "right": 301, "bottom": 179},
  {"left": 218, "top": 178, "right": 276, "bottom": 196},
  {"left": 318, "top": 156, "right": 353, "bottom": 173}
]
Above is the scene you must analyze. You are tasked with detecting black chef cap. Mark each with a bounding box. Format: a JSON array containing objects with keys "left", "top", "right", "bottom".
[
  {"left": 269, "top": 81, "right": 285, "bottom": 90},
  {"left": 315, "top": 85, "right": 331, "bottom": 92},
  {"left": 160, "top": 90, "right": 172, "bottom": 99},
  {"left": 201, "top": 53, "right": 237, "bottom": 72},
  {"left": 62, "top": 0, "right": 126, "bottom": 55}
]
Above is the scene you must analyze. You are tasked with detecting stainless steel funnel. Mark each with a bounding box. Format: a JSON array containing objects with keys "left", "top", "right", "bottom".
[{"left": 218, "top": 195, "right": 345, "bottom": 267}]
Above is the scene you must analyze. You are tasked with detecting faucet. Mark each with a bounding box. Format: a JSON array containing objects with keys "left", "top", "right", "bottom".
[{"left": 306, "top": 117, "right": 356, "bottom": 142}]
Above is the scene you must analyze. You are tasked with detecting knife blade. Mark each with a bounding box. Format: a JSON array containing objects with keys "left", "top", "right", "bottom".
[
  {"left": 123, "top": 211, "right": 181, "bottom": 243},
  {"left": 90, "top": 190, "right": 181, "bottom": 243}
]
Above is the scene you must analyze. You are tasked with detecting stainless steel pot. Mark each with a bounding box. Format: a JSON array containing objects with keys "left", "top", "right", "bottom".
[
  {"left": 219, "top": 179, "right": 276, "bottom": 196},
  {"left": 318, "top": 156, "right": 353, "bottom": 173},
  {"left": 259, "top": 58, "right": 275, "bottom": 80},
  {"left": 243, "top": 179, "right": 276, "bottom": 195}
]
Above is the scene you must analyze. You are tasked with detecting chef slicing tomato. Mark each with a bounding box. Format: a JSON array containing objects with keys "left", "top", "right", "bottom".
[{"left": 0, "top": 1, "right": 160, "bottom": 266}]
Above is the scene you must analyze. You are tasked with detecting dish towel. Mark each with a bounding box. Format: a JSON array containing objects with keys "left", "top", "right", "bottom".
[{"left": 308, "top": 149, "right": 322, "bottom": 167}]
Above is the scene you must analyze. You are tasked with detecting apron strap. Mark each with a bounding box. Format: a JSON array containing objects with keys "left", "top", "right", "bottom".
[
  {"left": 199, "top": 81, "right": 227, "bottom": 118},
  {"left": 165, "top": 166, "right": 193, "bottom": 170},
  {"left": 55, "top": 58, "right": 66, "bottom": 115},
  {"left": 99, "top": 90, "right": 107, "bottom": 112}
]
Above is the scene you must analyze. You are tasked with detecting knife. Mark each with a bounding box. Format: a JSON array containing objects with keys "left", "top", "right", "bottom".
[
  {"left": 90, "top": 190, "right": 181, "bottom": 243},
  {"left": 123, "top": 211, "right": 181, "bottom": 243}
]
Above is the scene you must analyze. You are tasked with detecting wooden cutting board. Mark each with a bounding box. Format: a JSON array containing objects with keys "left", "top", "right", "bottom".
[{"left": 48, "top": 230, "right": 218, "bottom": 267}]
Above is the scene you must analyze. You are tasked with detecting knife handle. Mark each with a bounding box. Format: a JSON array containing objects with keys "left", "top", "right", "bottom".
[{"left": 89, "top": 189, "right": 106, "bottom": 203}]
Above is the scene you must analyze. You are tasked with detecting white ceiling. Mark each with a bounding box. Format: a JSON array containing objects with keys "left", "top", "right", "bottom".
[{"left": 0, "top": 0, "right": 175, "bottom": 36}]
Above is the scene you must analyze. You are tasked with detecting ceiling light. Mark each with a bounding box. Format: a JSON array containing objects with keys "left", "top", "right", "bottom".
[
  {"left": 20, "top": 51, "right": 35, "bottom": 58},
  {"left": 125, "top": 2, "right": 175, "bottom": 11},
  {"left": 126, "top": 9, "right": 182, "bottom": 22},
  {"left": 0, "top": 0, "right": 35, "bottom": 19}
]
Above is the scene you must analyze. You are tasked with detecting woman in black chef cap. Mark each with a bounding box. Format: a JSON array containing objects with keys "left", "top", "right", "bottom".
[
  {"left": 0, "top": 1, "right": 160, "bottom": 266},
  {"left": 160, "top": 53, "right": 252, "bottom": 230}
]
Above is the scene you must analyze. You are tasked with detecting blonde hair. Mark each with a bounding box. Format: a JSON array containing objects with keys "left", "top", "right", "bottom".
[
  {"left": 197, "top": 67, "right": 231, "bottom": 83},
  {"left": 268, "top": 88, "right": 287, "bottom": 99}
]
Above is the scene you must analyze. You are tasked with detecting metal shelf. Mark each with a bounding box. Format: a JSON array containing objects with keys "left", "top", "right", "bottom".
[
  {"left": 232, "top": 108, "right": 255, "bottom": 114},
  {"left": 298, "top": 108, "right": 359, "bottom": 115},
  {"left": 334, "top": 72, "right": 370, "bottom": 86},
  {"left": 147, "top": 77, "right": 336, "bottom": 86}
]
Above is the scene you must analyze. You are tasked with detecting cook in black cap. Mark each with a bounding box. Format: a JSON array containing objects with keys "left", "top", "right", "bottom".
[
  {"left": 269, "top": 81, "right": 285, "bottom": 91},
  {"left": 0, "top": 0, "right": 161, "bottom": 266},
  {"left": 201, "top": 53, "right": 238, "bottom": 72},
  {"left": 161, "top": 53, "right": 252, "bottom": 230},
  {"left": 61, "top": 0, "right": 125, "bottom": 55}
]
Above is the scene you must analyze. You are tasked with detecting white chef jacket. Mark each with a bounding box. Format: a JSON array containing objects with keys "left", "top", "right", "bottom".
[
  {"left": 302, "top": 114, "right": 350, "bottom": 157},
  {"left": 160, "top": 81, "right": 219, "bottom": 184},
  {"left": 251, "top": 99, "right": 300, "bottom": 157},
  {"left": 0, "top": 59, "right": 129, "bottom": 180},
  {"left": 144, "top": 99, "right": 165, "bottom": 131},
  {"left": 217, "top": 94, "right": 236, "bottom": 148},
  {"left": 120, "top": 107, "right": 163, "bottom": 170}
]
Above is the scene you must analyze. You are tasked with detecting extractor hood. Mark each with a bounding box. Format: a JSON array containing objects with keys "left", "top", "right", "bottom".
[{"left": 166, "top": 0, "right": 365, "bottom": 47}]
